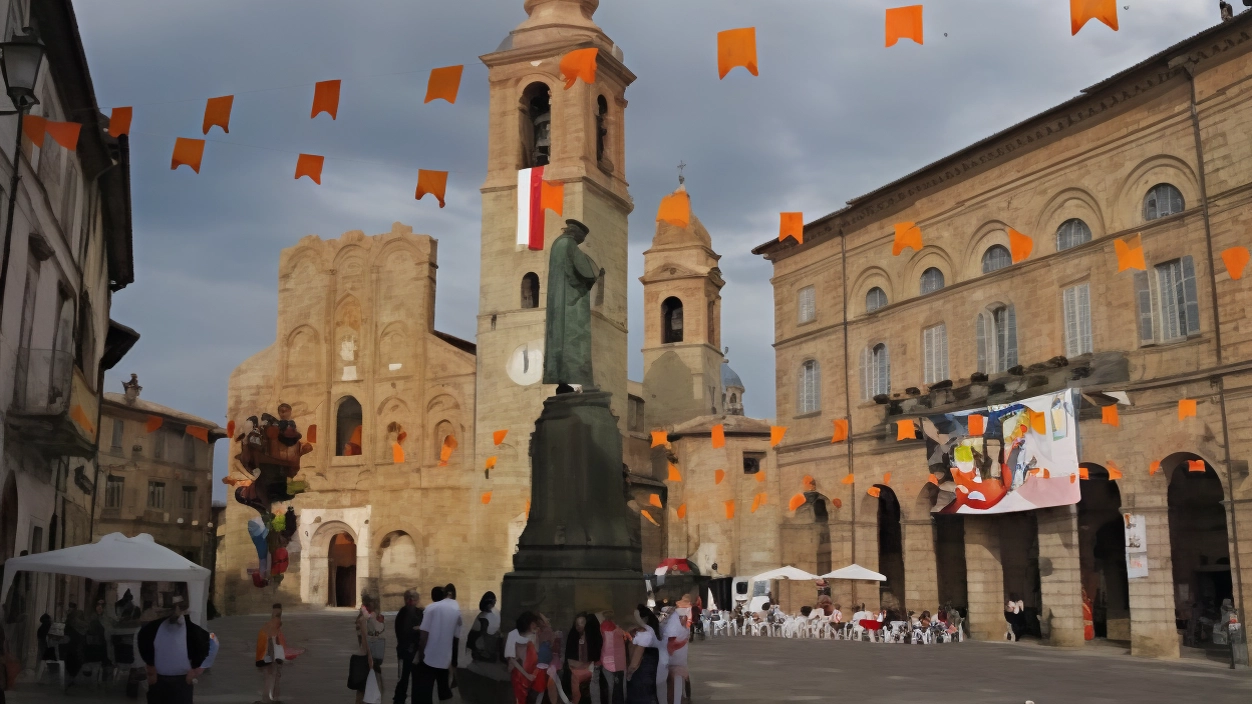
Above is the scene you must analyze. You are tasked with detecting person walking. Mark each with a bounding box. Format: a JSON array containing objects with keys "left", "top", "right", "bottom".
[
  {"left": 663, "top": 598, "right": 691, "bottom": 704},
  {"left": 466, "top": 592, "right": 500, "bottom": 663},
  {"left": 393, "top": 590, "right": 423, "bottom": 704},
  {"left": 597, "top": 610, "right": 627, "bottom": 704},
  {"left": 353, "top": 597, "right": 376, "bottom": 704},
  {"left": 136, "top": 590, "right": 219, "bottom": 704},
  {"left": 505, "top": 612, "right": 540, "bottom": 704},
  {"left": 413, "top": 586, "right": 461, "bottom": 704},
  {"left": 565, "top": 613, "right": 601, "bottom": 704},
  {"left": 441, "top": 584, "right": 461, "bottom": 690},
  {"left": 361, "top": 595, "right": 387, "bottom": 696},
  {"left": 255, "top": 603, "right": 287, "bottom": 703},
  {"left": 624, "top": 605, "right": 662, "bottom": 704}
]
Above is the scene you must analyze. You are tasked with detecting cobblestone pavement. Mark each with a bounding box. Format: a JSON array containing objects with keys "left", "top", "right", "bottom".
[{"left": 6, "top": 611, "right": 1251, "bottom": 703}]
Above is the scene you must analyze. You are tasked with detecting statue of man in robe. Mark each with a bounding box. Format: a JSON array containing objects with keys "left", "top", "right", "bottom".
[{"left": 543, "top": 219, "right": 601, "bottom": 390}]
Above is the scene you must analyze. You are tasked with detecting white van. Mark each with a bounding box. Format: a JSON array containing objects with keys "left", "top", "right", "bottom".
[{"left": 732, "top": 576, "right": 770, "bottom": 613}]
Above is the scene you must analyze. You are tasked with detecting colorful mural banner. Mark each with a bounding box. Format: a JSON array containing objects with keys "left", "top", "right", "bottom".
[{"left": 924, "top": 389, "right": 1080, "bottom": 515}]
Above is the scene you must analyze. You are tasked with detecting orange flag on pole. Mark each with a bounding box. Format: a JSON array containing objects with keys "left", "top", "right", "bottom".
[
  {"left": 485, "top": 456, "right": 497, "bottom": 470},
  {"left": 109, "top": 107, "right": 132, "bottom": 137},
  {"left": 46, "top": 121, "right": 81, "bottom": 150},
  {"left": 559, "top": 48, "right": 598, "bottom": 89},
  {"left": 493, "top": 429, "right": 508, "bottom": 445},
  {"left": 651, "top": 430, "right": 668, "bottom": 448},
  {"left": 770, "top": 426, "right": 787, "bottom": 447},
  {"left": 170, "top": 138, "right": 205, "bottom": 173},
  {"left": 892, "top": 222, "right": 923, "bottom": 255},
  {"left": 1008, "top": 228, "right": 1033, "bottom": 263},
  {"left": 717, "top": 28, "right": 758, "bottom": 79},
  {"left": 788, "top": 493, "right": 806, "bottom": 512},
  {"left": 425, "top": 65, "right": 464, "bottom": 104},
  {"left": 1071, "top": 0, "right": 1118, "bottom": 35},
  {"left": 1115, "top": 234, "right": 1146, "bottom": 272},
  {"left": 657, "top": 189, "right": 691, "bottom": 228},
  {"left": 779, "top": 212, "right": 803, "bottom": 244},
  {"left": 1178, "top": 399, "right": 1197, "bottom": 419},
  {"left": 831, "top": 419, "right": 848, "bottom": 443},
  {"left": 711, "top": 424, "right": 725, "bottom": 449},
  {"left": 885, "top": 5, "right": 924, "bottom": 47},
  {"left": 311, "top": 80, "right": 341, "bottom": 119},
  {"left": 1222, "top": 247, "right": 1250, "bottom": 281},
  {"left": 415, "top": 170, "right": 448, "bottom": 208},
  {"left": 714, "top": 469, "right": 725, "bottom": 485},
  {"left": 540, "top": 180, "right": 563, "bottom": 216},
  {"left": 724, "top": 500, "right": 735, "bottom": 519},
  {"left": 202, "top": 95, "right": 233, "bottom": 135},
  {"left": 1102, "top": 404, "right": 1119, "bottom": 427},
  {"left": 841, "top": 474, "right": 855, "bottom": 485},
  {"left": 295, "top": 154, "right": 324, "bottom": 184},
  {"left": 146, "top": 416, "right": 163, "bottom": 433},
  {"left": 896, "top": 420, "right": 915, "bottom": 440}
]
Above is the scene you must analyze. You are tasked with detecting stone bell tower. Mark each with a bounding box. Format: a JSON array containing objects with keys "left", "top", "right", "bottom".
[{"left": 472, "top": 0, "right": 635, "bottom": 570}]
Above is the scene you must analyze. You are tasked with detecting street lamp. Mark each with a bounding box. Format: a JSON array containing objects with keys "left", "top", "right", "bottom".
[{"left": 0, "top": 27, "right": 45, "bottom": 328}]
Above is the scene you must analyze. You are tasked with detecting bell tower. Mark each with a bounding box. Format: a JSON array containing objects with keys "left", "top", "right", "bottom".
[
  {"left": 473, "top": 0, "right": 634, "bottom": 526},
  {"left": 640, "top": 182, "right": 726, "bottom": 429}
]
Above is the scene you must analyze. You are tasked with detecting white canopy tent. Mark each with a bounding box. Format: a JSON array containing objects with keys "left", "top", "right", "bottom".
[
  {"left": 820, "top": 564, "right": 887, "bottom": 582},
  {"left": 0, "top": 533, "right": 211, "bottom": 625},
  {"left": 752, "top": 566, "right": 820, "bottom": 582}
]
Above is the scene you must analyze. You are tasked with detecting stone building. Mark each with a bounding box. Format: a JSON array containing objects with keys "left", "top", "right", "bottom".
[
  {"left": 94, "top": 375, "right": 223, "bottom": 565},
  {"left": 0, "top": 0, "right": 137, "bottom": 668},
  {"left": 753, "top": 15, "right": 1252, "bottom": 658}
]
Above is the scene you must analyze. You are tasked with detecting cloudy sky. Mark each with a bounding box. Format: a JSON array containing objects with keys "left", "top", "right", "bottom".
[{"left": 74, "top": 0, "right": 1219, "bottom": 498}]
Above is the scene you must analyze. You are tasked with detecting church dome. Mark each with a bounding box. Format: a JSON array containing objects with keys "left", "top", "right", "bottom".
[{"left": 721, "top": 362, "right": 744, "bottom": 390}]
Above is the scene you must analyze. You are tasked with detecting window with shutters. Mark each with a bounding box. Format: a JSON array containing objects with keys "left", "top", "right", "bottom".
[
  {"left": 865, "top": 287, "right": 888, "bottom": 313},
  {"left": 111, "top": 419, "right": 124, "bottom": 452},
  {"left": 797, "top": 286, "right": 816, "bottom": 324},
  {"left": 861, "top": 343, "right": 890, "bottom": 399},
  {"left": 922, "top": 324, "right": 948, "bottom": 384},
  {"left": 181, "top": 486, "right": 196, "bottom": 510},
  {"left": 1062, "top": 284, "right": 1093, "bottom": 357},
  {"left": 147, "top": 481, "right": 165, "bottom": 509},
  {"left": 1055, "top": 218, "right": 1092, "bottom": 251},
  {"left": 153, "top": 429, "right": 165, "bottom": 460},
  {"left": 976, "top": 305, "right": 1018, "bottom": 373},
  {"left": 981, "top": 245, "right": 1012, "bottom": 274},
  {"left": 920, "top": 267, "right": 945, "bottom": 295},
  {"left": 105, "top": 477, "right": 124, "bottom": 509},
  {"left": 797, "top": 359, "right": 820, "bottom": 414},
  {"left": 1143, "top": 184, "right": 1184, "bottom": 221},
  {"left": 1148, "top": 257, "right": 1200, "bottom": 343}
]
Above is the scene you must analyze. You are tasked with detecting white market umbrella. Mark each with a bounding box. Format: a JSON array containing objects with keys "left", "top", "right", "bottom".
[
  {"left": 752, "top": 566, "right": 820, "bottom": 582},
  {"left": 820, "top": 564, "right": 887, "bottom": 582}
]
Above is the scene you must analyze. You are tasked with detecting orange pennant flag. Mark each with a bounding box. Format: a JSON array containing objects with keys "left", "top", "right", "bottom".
[
  {"left": 892, "top": 222, "right": 923, "bottom": 255},
  {"left": 493, "top": 429, "right": 508, "bottom": 445},
  {"left": 724, "top": 500, "right": 735, "bottom": 519},
  {"left": 867, "top": 486, "right": 882, "bottom": 498},
  {"left": 641, "top": 509, "right": 659, "bottom": 526},
  {"left": 882, "top": 472, "right": 892, "bottom": 486},
  {"left": 676, "top": 503, "right": 687, "bottom": 519},
  {"left": 481, "top": 491, "right": 493, "bottom": 505},
  {"left": 22, "top": 115, "right": 45, "bottom": 145},
  {"left": 711, "top": 424, "right": 725, "bottom": 449},
  {"left": 967, "top": 414, "right": 985, "bottom": 436},
  {"left": 1222, "top": 247, "right": 1250, "bottom": 281},
  {"left": 311, "top": 79, "right": 341, "bottom": 119},
  {"left": 751, "top": 493, "right": 766, "bottom": 513},
  {"left": 788, "top": 493, "right": 806, "bottom": 512},
  {"left": 657, "top": 189, "right": 691, "bottom": 228},
  {"left": 1178, "top": 399, "right": 1197, "bottom": 420},
  {"left": 802, "top": 475, "right": 816, "bottom": 491},
  {"left": 841, "top": 474, "right": 855, "bottom": 485},
  {"left": 540, "top": 180, "right": 564, "bottom": 216},
  {"left": 1008, "top": 228, "right": 1033, "bottom": 263},
  {"left": 885, "top": 5, "right": 924, "bottom": 47},
  {"left": 307, "top": 424, "right": 318, "bottom": 443},
  {"left": 648, "top": 493, "right": 663, "bottom": 508},
  {"left": 439, "top": 434, "right": 458, "bottom": 466},
  {"left": 779, "top": 212, "right": 803, "bottom": 245},
  {"left": 1107, "top": 461, "right": 1123, "bottom": 480},
  {"left": 108, "top": 107, "right": 132, "bottom": 138},
  {"left": 770, "top": 426, "right": 787, "bottom": 447},
  {"left": 717, "top": 27, "right": 758, "bottom": 79},
  {"left": 424, "top": 65, "right": 464, "bottom": 104},
  {"left": 1115, "top": 234, "right": 1146, "bottom": 272},
  {"left": 927, "top": 473, "right": 940, "bottom": 486},
  {"left": 485, "top": 456, "right": 497, "bottom": 470},
  {"left": 651, "top": 430, "right": 668, "bottom": 448},
  {"left": 1079, "top": 467, "right": 1089, "bottom": 480},
  {"left": 896, "top": 420, "right": 915, "bottom": 441},
  {"left": 415, "top": 170, "right": 448, "bottom": 208},
  {"left": 559, "top": 48, "right": 598, "bottom": 89},
  {"left": 226, "top": 420, "right": 236, "bottom": 438},
  {"left": 831, "top": 419, "right": 849, "bottom": 443},
  {"left": 1149, "top": 460, "right": 1161, "bottom": 476},
  {"left": 46, "top": 121, "right": 81, "bottom": 151},
  {"left": 69, "top": 405, "right": 95, "bottom": 435},
  {"left": 392, "top": 443, "right": 405, "bottom": 463},
  {"left": 170, "top": 137, "right": 205, "bottom": 173},
  {"left": 1102, "top": 404, "right": 1119, "bottom": 427},
  {"left": 1188, "top": 459, "right": 1206, "bottom": 473},
  {"left": 186, "top": 426, "right": 209, "bottom": 442},
  {"left": 202, "top": 95, "right": 233, "bottom": 135},
  {"left": 295, "top": 154, "right": 325, "bottom": 184},
  {"left": 668, "top": 463, "right": 683, "bottom": 482},
  {"left": 1071, "top": 0, "right": 1118, "bottom": 35},
  {"left": 146, "top": 416, "right": 163, "bottom": 433},
  {"left": 754, "top": 470, "right": 765, "bottom": 483},
  {"left": 714, "top": 469, "right": 725, "bottom": 485},
  {"left": 1029, "top": 409, "right": 1047, "bottom": 434}
]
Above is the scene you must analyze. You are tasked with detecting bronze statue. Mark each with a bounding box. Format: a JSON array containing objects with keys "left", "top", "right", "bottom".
[{"left": 543, "top": 219, "right": 601, "bottom": 390}]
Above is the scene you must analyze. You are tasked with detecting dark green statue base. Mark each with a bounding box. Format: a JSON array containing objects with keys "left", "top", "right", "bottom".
[{"left": 500, "top": 389, "right": 646, "bottom": 634}]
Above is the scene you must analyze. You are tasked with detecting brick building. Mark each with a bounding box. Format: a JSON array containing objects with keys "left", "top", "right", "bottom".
[{"left": 753, "top": 15, "right": 1252, "bottom": 658}]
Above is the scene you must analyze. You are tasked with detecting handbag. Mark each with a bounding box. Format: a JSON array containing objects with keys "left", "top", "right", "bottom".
[
  {"left": 347, "top": 653, "right": 370, "bottom": 690},
  {"left": 363, "top": 670, "right": 381, "bottom": 704}
]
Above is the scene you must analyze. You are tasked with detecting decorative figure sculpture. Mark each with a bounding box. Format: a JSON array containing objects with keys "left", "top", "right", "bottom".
[{"left": 542, "top": 219, "right": 603, "bottom": 391}]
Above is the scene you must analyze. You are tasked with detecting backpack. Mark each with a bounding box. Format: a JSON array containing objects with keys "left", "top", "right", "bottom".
[{"left": 469, "top": 615, "right": 503, "bottom": 663}]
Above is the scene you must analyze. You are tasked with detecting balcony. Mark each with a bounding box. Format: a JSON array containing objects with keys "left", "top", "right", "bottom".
[{"left": 8, "top": 348, "right": 97, "bottom": 458}]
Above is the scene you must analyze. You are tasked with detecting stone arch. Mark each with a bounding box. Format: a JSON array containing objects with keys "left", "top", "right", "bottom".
[
  {"left": 1077, "top": 462, "right": 1129, "bottom": 639},
  {"left": 903, "top": 246, "right": 956, "bottom": 297},
  {"left": 1161, "top": 451, "right": 1233, "bottom": 616},
  {"left": 426, "top": 393, "right": 460, "bottom": 415},
  {"left": 520, "top": 80, "right": 553, "bottom": 169},
  {"left": 333, "top": 245, "right": 369, "bottom": 276},
  {"left": 960, "top": 220, "right": 1012, "bottom": 280},
  {"left": 376, "top": 530, "right": 421, "bottom": 611},
  {"left": 377, "top": 322, "right": 409, "bottom": 375},
  {"left": 281, "top": 250, "right": 324, "bottom": 290},
  {"left": 335, "top": 396, "right": 364, "bottom": 457},
  {"left": 851, "top": 266, "right": 894, "bottom": 316},
  {"left": 284, "top": 325, "right": 322, "bottom": 384},
  {"left": 376, "top": 396, "right": 413, "bottom": 460},
  {"left": 377, "top": 240, "right": 420, "bottom": 273},
  {"left": 1113, "top": 155, "right": 1200, "bottom": 232},
  {"left": 432, "top": 419, "right": 456, "bottom": 464},
  {"left": 306, "top": 520, "right": 358, "bottom": 607},
  {"left": 661, "top": 296, "right": 684, "bottom": 343},
  {"left": 1032, "top": 187, "right": 1107, "bottom": 255}
]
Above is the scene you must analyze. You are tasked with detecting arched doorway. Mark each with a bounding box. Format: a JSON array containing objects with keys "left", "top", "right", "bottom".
[
  {"left": 1078, "top": 463, "right": 1129, "bottom": 640},
  {"left": 1165, "top": 454, "right": 1231, "bottom": 646},
  {"left": 876, "top": 486, "right": 905, "bottom": 615},
  {"left": 327, "top": 532, "right": 357, "bottom": 607},
  {"left": 378, "top": 531, "right": 418, "bottom": 611}
]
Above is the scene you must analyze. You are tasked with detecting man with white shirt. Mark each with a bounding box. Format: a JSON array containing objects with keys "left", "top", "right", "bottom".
[
  {"left": 136, "top": 590, "right": 218, "bottom": 704},
  {"left": 413, "top": 585, "right": 462, "bottom": 704}
]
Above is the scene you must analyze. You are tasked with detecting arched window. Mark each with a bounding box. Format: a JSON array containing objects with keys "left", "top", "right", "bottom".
[
  {"left": 730, "top": 393, "right": 737, "bottom": 404},
  {"left": 919, "top": 267, "right": 945, "bottom": 295},
  {"left": 923, "top": 323, "right": 948, "bottom": 384},
  {"left": 1055, "top": 218, "right": 1092, "bottom": 251},
  {"left": 981, "top": 245, "right": 1012, "bottom": 274},
  {"left": 1143, "top": 183, "right": 1184, "bottom": 221},
  {"left": 661, "top": 296, "right": 684, "bottom": 343},
  {"left": 976, "top": 304, "right": 1018, "bottom": 374},
  {"left": 520, "top": 82, "right": 551, "bottom": 168},
  {"left": 596, "top": 95, "right": 609, "bottom": 164},
  {"left": 860, "top": 343, "right": 890, "bottom": 399},
  {"left": 336, "top": 396, "right": 363, "bottom": 457},
  {"left": 866, "top": 286, "right": 888, "bottom": 313},
  {"left": 521, "top": 272, "right": 539, "bottom": 309},
  {"left": 797, "top": 360, "right": 820, "bottom": 414}
]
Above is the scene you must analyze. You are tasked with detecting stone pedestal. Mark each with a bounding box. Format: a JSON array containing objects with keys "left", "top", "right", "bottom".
[{"left": 501, "top": 390, "right": 646, "bottom": 632}]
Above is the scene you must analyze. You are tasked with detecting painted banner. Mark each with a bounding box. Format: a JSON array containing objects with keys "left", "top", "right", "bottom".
[
  {"left": 925, "top": 389, "right": 1081, "bottom": 515},
  {"left": 1123, "top": 513, "right": 1148, "bottom": 578}
]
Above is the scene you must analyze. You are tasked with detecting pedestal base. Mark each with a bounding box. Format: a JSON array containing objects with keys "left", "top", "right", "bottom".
[{"left": 501, "top": 568, "right": 647, "bottom": 636}]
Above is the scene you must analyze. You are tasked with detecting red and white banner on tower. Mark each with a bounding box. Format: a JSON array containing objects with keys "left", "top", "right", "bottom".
[{"left": 517, "top": 166, "right": 546, "bottom": 250}]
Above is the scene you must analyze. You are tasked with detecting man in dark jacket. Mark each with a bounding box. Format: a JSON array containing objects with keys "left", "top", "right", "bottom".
[
  {"left": 393, "top": 589, "right": 424, "bottom": 704},
  {"left": 136, "top": 590, "right": 217, "bottom": 704}
]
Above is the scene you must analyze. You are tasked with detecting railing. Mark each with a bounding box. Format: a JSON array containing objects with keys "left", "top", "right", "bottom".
[{"left": 11, "top": 348, "right": 73, "bottom": 415}]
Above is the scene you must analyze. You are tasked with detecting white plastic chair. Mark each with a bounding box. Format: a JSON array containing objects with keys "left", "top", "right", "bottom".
[
  {"left": 36, "top": 643, "right": 67, "bottom": 690},
  {"left": 884, "top": 621, "right": 908, "bottom": 643}
]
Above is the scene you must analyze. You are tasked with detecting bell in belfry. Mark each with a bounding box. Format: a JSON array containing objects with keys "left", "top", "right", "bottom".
[{"left": 532, "top": 111, "right": 551, "bottom": 166}]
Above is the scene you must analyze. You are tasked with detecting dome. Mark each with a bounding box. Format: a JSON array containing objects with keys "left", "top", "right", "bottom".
[{"left": 721, "top": 362, "right": 743, "bottom": 389}]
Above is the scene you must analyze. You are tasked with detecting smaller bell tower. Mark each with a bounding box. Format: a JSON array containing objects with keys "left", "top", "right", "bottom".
[{"left": 640, "top": 180, "right": 726, "bottom": 429}]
